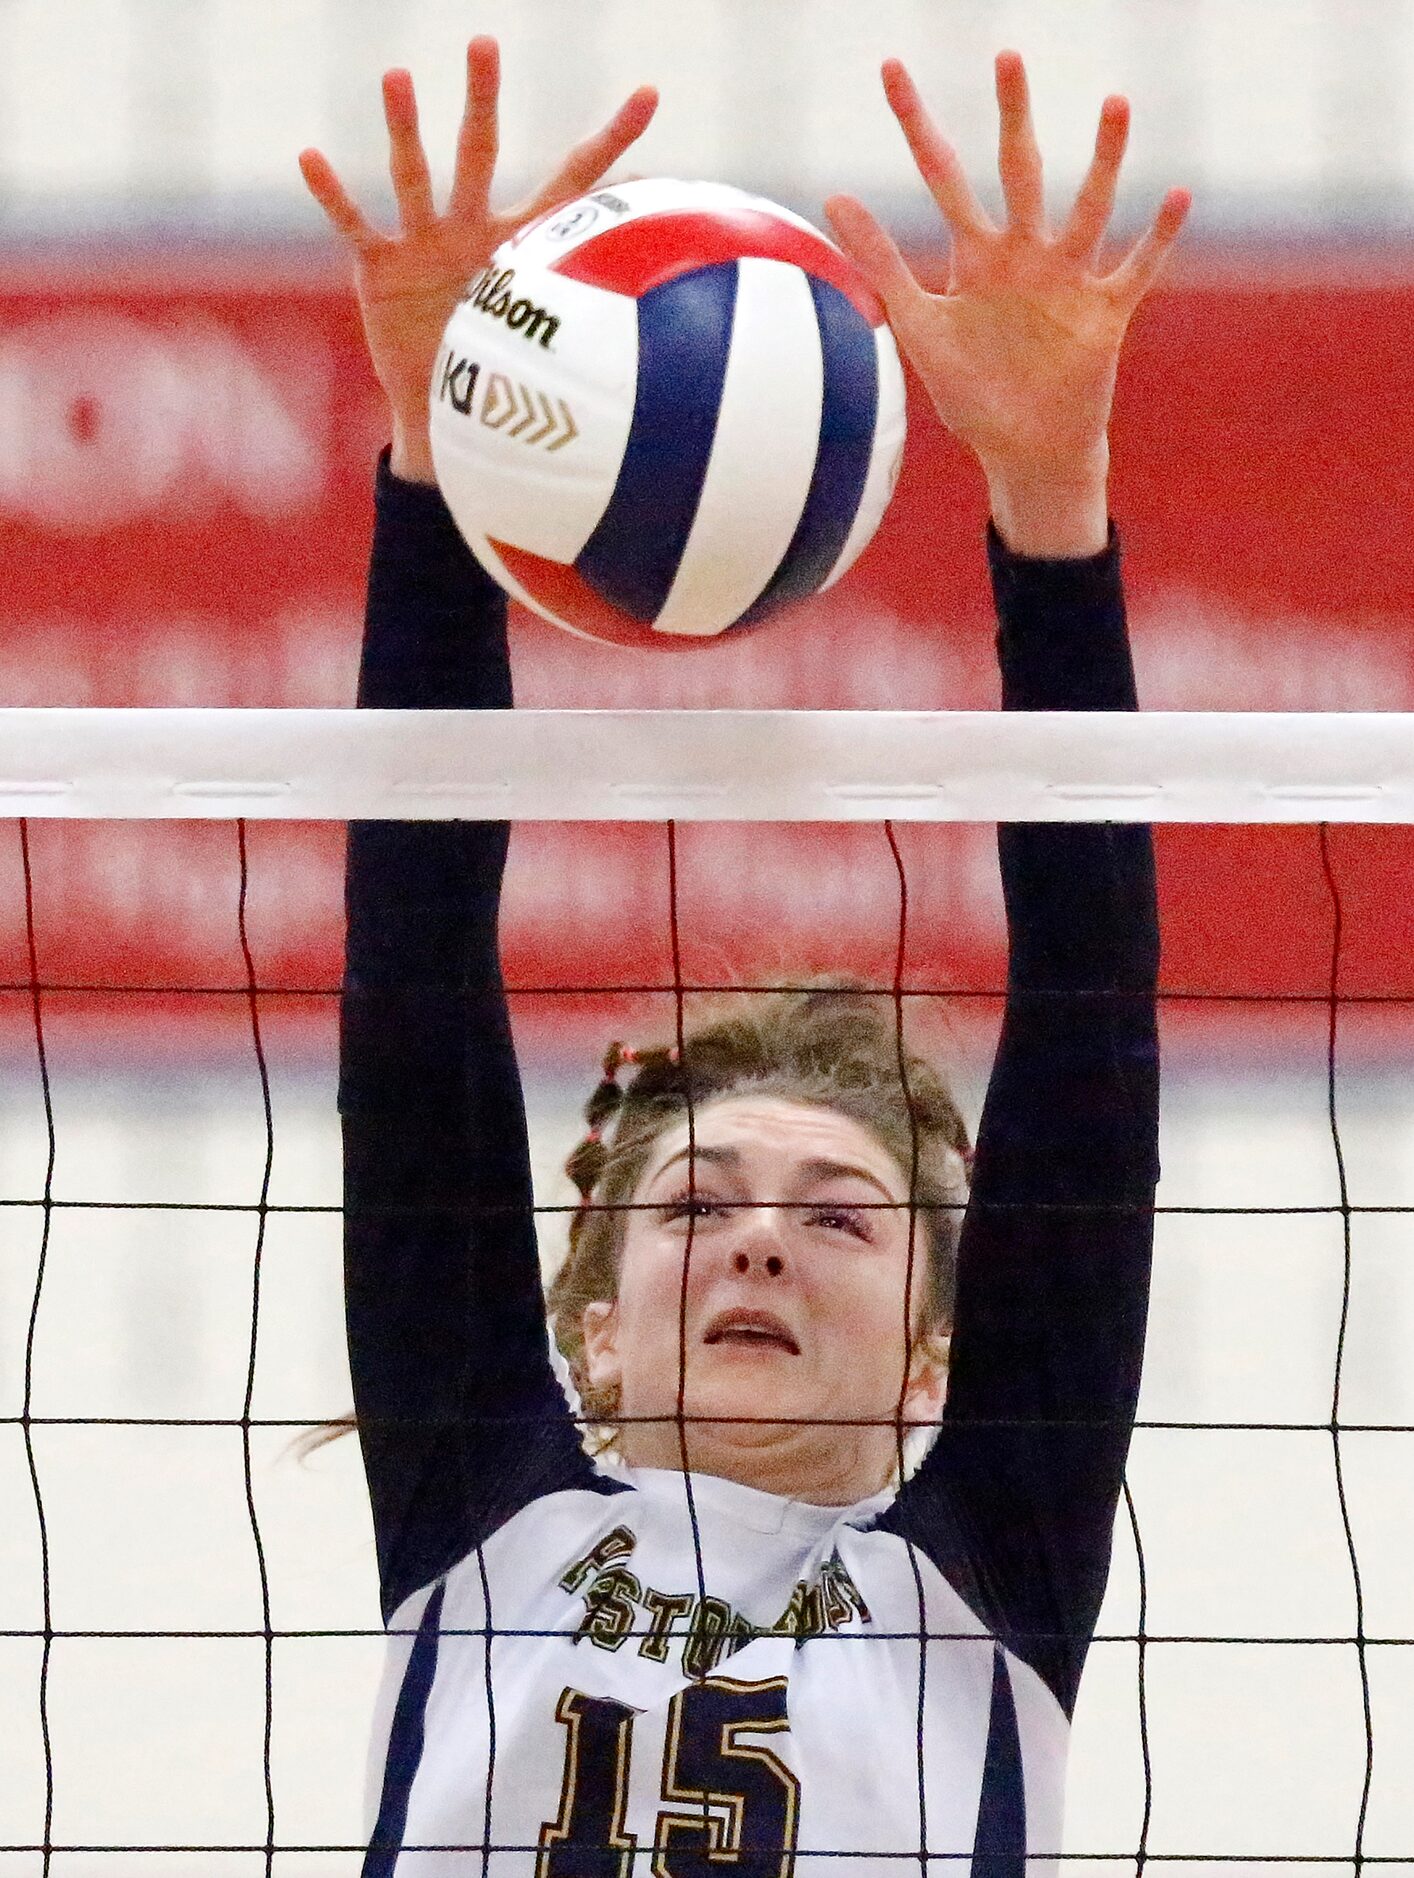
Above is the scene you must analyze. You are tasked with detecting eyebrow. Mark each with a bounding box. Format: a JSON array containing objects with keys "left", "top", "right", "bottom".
[{"left": 649, "top": 1146, "right": 899, "bottom": 1204}]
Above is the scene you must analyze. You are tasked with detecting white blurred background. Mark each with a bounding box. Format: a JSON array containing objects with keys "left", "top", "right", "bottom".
[{"left": 1, "top": 0, "right": 1413, "bottom": 234}]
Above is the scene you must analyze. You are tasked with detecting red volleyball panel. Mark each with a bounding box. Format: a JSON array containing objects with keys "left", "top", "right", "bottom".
[
  {"left": 550, "top": 210, "right": 885, "bottom": 327},
  {"left": 491, "top": 539, "right": 661, "bottom": 648}
]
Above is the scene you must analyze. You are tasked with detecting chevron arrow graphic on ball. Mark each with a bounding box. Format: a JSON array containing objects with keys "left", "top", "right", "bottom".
[
  {"left": 545, "top": 401, "right": 578, "bottom": 452},
  {"left": 524, "top": 392, "right": 557, "bottom": 447},
  {"left": 507, "top": 381, "right": 538, "bottom": 438},
  {"left": 480, "top": 372, "right": 515, "bottom": 430},
  {"left": 479, "top": 372, "right": 577, "bottom": 450}
]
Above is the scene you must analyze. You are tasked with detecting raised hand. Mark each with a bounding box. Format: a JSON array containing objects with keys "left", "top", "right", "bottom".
[
  {"left": 826, "top": 54, "right": 1190, "bottom": 555},
  {"left": 299, "top": 38, "right": 657, "bottom": 482}
]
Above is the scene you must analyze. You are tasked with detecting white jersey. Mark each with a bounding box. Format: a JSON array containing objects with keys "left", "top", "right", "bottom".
[{"left": 366, "top": 1469, "right": 1065, "bottom": 1874}]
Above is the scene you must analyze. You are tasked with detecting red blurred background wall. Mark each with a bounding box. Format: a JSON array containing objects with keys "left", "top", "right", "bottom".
[{"left": 1, "top": 253, "right": 1410, "bottom": 1053}]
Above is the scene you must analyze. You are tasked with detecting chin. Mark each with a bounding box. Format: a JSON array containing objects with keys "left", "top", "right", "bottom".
[{"left": 675, "top": 1371, "right": 816, "bottom": 1444}]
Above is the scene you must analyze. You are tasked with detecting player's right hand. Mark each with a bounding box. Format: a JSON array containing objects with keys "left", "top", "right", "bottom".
[{"left": 299, "top": 37, "right": 658, "bottom": 484}]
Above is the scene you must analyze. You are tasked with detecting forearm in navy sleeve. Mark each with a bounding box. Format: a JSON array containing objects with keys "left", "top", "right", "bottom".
[
  {"left": 987, "top": 525, "right": 1159, "bottom": 1208},
  {"left": 342, "top": 453, "right": 592, "bottom": 1623},
  {"left": 990, "top": 522, "right": 1139, "bottom": 714},
  {"left": 355, "top": 451, "right": 513, "bottom": 715},
  {"left": 884, "top": 524, "right": 1160, "bottom": 1719}
]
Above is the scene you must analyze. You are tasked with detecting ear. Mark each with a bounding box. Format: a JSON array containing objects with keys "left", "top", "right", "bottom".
[
  {"left": 902, "top": 1328, "right": 950, "bottom": 1426},
  {"left": 580, "top": 1298, "right": 623, "bottom": 1396}
]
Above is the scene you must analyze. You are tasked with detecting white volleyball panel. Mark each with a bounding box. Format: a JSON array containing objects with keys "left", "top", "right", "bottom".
[
  {"left": 429, "top": 265, "right": 638, "bottom": 566},
  {"left": 654, "top": 259, "right": 826, "bottom": 637},
  {"left": 822, "top": 324, "right": 908, "bottom": 592},
  {"left": 745, "top": 194, "right": 851, "bottom": 248}
]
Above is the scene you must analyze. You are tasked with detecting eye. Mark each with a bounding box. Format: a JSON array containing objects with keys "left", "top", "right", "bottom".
[
  {"left": 809, "top": 1206, "right": 872, "bottom": 1241},
  {"left": 658, "top": 1191, "right": 731, "bottom": 1226}
]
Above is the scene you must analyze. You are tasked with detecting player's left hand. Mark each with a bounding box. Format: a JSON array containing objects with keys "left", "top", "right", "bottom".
[{"left": 826, "top": 54, "right": 1190, "bottom": 556}]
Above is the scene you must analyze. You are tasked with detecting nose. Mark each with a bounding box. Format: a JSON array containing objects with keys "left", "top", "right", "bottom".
[
  {"left": 733, "top": 1247, "right": 784, "bottom": 1277},
  {"left": 730, "top": 1208, "right": 787, "bottom": 1279}
]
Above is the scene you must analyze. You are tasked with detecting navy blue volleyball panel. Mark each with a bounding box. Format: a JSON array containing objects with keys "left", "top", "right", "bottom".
[
  {"left": 735, "top": 275, "right": 880, "bottom": 627},
  {"left": 575, "top": 263, "right": 739, "bottom": 623}
]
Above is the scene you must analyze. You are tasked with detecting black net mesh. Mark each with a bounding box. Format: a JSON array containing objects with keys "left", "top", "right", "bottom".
[{"left": 1, "top": 813, "right": 1410, "bottom": 1872}]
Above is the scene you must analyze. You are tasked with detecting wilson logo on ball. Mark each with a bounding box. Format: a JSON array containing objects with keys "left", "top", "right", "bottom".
[
  {"left": 431, "top": 179, "right": 907, "bottom": 649},
  {"left": 464, "top": 266, "right": 562, "bottom": 349}
]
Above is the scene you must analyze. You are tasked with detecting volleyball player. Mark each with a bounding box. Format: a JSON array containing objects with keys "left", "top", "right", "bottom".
[{"left": 302, "top": 39, "right": 1189, "bottom": 1873}]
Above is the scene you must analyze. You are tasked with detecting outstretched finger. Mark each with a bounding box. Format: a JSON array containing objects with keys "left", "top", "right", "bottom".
[
  {"left": 1105, "top": 186, "right": 1192, "bottom": 308},
  {"left": 882, "top": 59, "right": 994, "bottom": 244},
  {"left": 447, "top": 35, "right": 501, "bottom": 222},
  {"left": 824, "top": 193, "right": 931, "bottom": 334},
  {"left": 994, "top": 51, "right": 1045, "bottom": 234},
  {"left": 298, "top": 147, "right": 381, "bottom": 251},
  {"left": 1057, "top": 94, "right": 1130, "bottom": 261},
  {"left": 516, "top": 86, "right": 660, "bottom": 224},
  {"left": 383, "top": 69, "right": 437, "bottom": 232}
]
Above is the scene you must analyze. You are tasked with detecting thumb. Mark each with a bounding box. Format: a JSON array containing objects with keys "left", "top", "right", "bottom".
[{"left": 825, "top": 194, "right": 929, "bottom": 336}]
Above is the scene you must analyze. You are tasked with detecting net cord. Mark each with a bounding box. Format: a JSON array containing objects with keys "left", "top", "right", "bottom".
[
  {"left": 1122, "top": 1478, "right": 1153, "bottom": 1878},
  {"left": 2, "top": 709, "right": 1412, "bottom": 824},
  {"left": 1319, "top": 826, "right": 1375, "bottom": 1870},
  {"left": 669, "top": 819, "right": 718, "bottom": 1857},
  {"left": 885, "top": 820, "right": 934, "bottom": 1873},
  {"left": 235, "top": 821, "right": 278, "bottom": 1875},
  {"left": 4, "top": 1852, "right": 1411, "bottom": 1862},
  {"left": 0, "top": 1847, "right": 1405, "bottom": 1863},
  {"left": 0, "top": 1624, "right": 1405, "bottom": 1645},
  {"left": 474, "top": 1542, "right": 497, "bottom": 1878},
  {"left": 18, "top": 819, "right": 56, "bottom": 1874},
  {"left": 2, "top": 1199, "right": 1411, "bottom": 1223}
]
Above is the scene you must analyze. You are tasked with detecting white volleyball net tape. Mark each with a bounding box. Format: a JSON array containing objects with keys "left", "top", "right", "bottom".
[
  {"left": 3, "top": 708, "right": 1412, "bottom": 823},
  {"left": 2, "top": 706, "right": 1412, "bottom": 1874}
]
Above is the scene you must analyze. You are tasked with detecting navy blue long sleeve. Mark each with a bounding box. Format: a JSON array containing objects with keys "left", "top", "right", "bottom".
[
  {"left": 340, "top": 454, "right": 595, "bottom": 1624},
  {"left": 882, "top": 525, "right": 1160, "bottom": 1717}
]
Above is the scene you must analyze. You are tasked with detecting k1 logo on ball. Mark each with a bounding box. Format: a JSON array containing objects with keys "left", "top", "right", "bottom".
[{"left": 437, "top": 351, "right": 479, "bottom": 416}]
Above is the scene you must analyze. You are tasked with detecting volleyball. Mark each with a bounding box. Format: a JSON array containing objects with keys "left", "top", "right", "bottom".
[{"left": 429, "top": 178, "right": 907, "bottom": 647}]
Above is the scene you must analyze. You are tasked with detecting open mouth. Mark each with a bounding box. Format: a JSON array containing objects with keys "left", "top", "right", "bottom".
[{"left": 702, "top": 1309, "right": 800, "bottom": 1355}]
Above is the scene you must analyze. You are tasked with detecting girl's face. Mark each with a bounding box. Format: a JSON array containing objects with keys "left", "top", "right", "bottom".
[{"left": 580, "top": 1094, "right": 948, "bottom": 1505}]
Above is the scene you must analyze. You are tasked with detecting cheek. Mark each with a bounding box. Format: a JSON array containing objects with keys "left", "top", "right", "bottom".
[
  {"left": 813, "top": 1250, "right": 915, "bottom": 1349},
  {"left": 611, "top": 1231, "right": 705, "bottom": 1413},
  {"left": 612, "top": 1229, "right": 691, "bottom": 1342}
]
